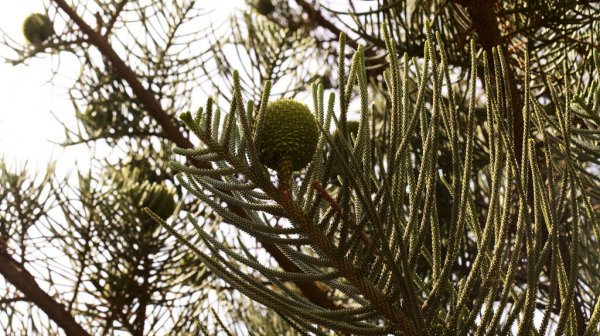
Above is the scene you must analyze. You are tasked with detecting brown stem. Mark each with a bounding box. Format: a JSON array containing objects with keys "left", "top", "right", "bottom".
[
  {"left": 104, "top": 0, "right": 129, "bottom": 37},
  {"left": 50, "top": 0, "right": 338, "bottom": 312},
  {"left": 311, "top": 181, "right": 377, "bottom": 255},
  {"left": 0, "top": 251, "right": 91, "bottom": 336},
  {"left": 0, "top": 296, "right": 30, "bottom": 304}
]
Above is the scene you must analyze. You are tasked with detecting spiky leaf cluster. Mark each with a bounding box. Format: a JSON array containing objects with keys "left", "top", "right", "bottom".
[
  {"left": 168, "top": 23, "right": 600, "bottom": 334},
  {"left": 329, "top": 120, "right": 359, "bottom": 178},
  {"left": 3, "top": 1, "right": 600, "bottom": 335}
]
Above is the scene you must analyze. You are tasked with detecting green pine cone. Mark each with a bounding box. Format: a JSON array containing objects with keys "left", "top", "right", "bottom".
[
  {"left": 142, "top": 183, "right": 177, "bottom": 220},
  {"left": 131, "top": 181, "right": 177, "bottom": 220},
  {"left": 254, "top": 0, "right": 275, "bottom": 15},
  {"left": 23, "top": 13, "right": 54, "bottom": 45},
  {"left": 255, "top": 98, "right": 318, "bottom": 171}
]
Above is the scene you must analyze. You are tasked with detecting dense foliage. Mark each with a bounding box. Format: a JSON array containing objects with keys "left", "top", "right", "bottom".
[{"left": 1, "top": 1, "right": 599, "bottom": 335}]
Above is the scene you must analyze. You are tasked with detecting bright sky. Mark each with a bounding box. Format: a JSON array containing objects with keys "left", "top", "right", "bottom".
[
  {"left": 0, "top": 1, "right": 244, "bottom": 177},
  {"left": 0, "top": 2, "right": 73, "bottom": 175}
]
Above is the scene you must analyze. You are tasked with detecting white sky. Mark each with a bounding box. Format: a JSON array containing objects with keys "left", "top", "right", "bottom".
[
  {"left": 0, "top": 2, "right": 72, "bottom": 174},
  {"left": 0, "top": 1, "right": 245, "bottom": 177}
]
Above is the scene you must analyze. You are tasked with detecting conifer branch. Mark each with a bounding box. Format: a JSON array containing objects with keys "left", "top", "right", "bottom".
[
  {"left": 50, "top": 0, "right": 337, "bottom": 313},
  {"left": 4, "top": 1, "right": 599, "bottom": 333}
]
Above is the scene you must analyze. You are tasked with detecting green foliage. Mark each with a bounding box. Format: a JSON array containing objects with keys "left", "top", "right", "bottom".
[
  {"left": 329, "top": 120, "right": 359, "bottom": 178},
  {"left": 168, "top": 24, "right": 600, "bottom": 334},
  {"left": 0, "top": 162, "right": 54, "bottom": 256},
  {"left": 2, "top": 1, "right": 600, "bottom": 335},
  {"left": 54, "top": 159, "right": 214, "bottom": 334}
]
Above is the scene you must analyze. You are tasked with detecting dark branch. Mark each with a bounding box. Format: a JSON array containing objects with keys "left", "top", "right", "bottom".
[{"left": 0, "top": 251, "right": 91, "bottom": 336}]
